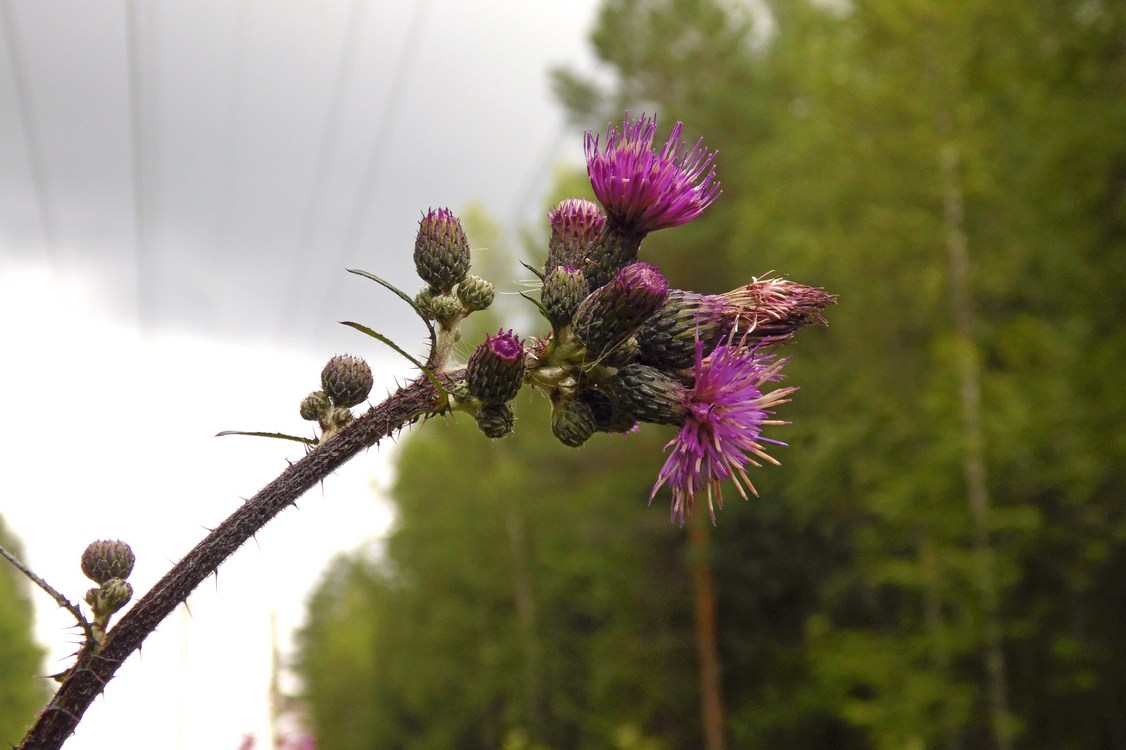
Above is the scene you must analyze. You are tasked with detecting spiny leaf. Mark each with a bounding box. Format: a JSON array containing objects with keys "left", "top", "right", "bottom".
[
  {"left": 339, "top": 321, "right": 446, "bottom": 396},
  {"left": 519, "top": 260, "right": 546, "bottom": 282},
  {"left": 347, "top": 268, "right": 436, "bottom": 351},
  {"left": 215, "top": 430, "right": 319, "bottom": 445},
  {"left": 519, "top": 291, "right": 550, "bottom": 318}
]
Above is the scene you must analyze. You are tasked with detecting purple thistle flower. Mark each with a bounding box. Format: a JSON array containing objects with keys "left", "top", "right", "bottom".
[
  {"left": 650, "top": 339, "right": 795, "bottom": 525},
  {"left": 585, "top": 114, "right": 721, "bottom": 235}
]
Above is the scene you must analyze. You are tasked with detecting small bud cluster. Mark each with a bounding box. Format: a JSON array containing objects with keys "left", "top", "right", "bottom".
[
  {"left": 300, "top": 355, "right": 373, "bottom": 440},
  {"left": 81, "top": 539, "right": 136, "bottom": 643},
  {"left": 411, "top": 208, "right": 494, "bottom": 330},
  {"left": 466, "top": 329, "right": 526, "bottom": 438}
]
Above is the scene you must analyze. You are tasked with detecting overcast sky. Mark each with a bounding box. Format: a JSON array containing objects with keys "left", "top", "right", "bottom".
[{"left": 0, "top": 1, "right": 604, "bottom": 747}]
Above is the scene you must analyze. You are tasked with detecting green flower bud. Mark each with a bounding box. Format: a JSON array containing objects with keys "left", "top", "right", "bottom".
[
  {"left": 321, "top": 355, "right": 373, "bottom": 408},
  {"left": 467, "top": 329, "right": 526, "bottom": 404},
  {"left": 414, "top": 286, "right": 436, "bottom": 318},
  {"left": 541, "top": 266, "right": 586, "bottom": 327},
  {"left": 81, "top": 540, "right": 135, "bottom": 584},
  {"left": 582, "top": 389, "right": 637, "bottom": 435},
  {"left": 551, "top": 397, "right": 596, "bottom": 448},
  {"left": 98, "top": 577, "right": 133, "bottom": 615},
  {"left": 447, "top": 376, "right": 471, "bottom": 404},
  {"left": 475, "top": 402, "right": 515, "bottom": 439},
  {"left": 456, "top": 274, "right": 495, "bottom": 312},
  {"left": 300, "top": 391, "right": 331, "bottom": 421},
  {"left": 611, "top": 363, "right": 689, "bottom": 425},
  {"left": 573, "top": 262, "right": 668, "bottom": 358},
  {"left": 413, "top": 208, "right": 471, "bottom": 292},
  {"left": 430, "top": 294, "right": 464, "bottom": 326}
]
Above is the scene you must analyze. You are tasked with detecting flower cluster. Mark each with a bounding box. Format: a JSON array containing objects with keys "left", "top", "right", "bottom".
[
  {"left": 347, "top": 113, "right": 834, "bottom": 524},
  {"left": 518, "top": 113, "right": 833, "bottom": 523}
]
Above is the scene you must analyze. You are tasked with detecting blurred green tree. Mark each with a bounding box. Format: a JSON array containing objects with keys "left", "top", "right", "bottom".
[
  {"left": 0, "top": 517, "right": 48, "bottom": 746},
  {"left": 297, "top": 1, "right": 1126, "bottom": 748}
]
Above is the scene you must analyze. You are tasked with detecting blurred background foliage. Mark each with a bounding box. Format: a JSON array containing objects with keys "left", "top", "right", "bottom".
[
  {"left": 0, "top": 517, "right": 49, "bottom": 746},
  {"left": 296, "top": 0, "right": 1126, "bottom": 748}
]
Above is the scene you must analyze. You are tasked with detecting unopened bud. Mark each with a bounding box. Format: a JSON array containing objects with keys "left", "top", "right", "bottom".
[
  {"left": 300, "top": 391, "right": 331, "bottom": 421},
  {"left": 475, "top": 402, "right": 515, "bottom": 438},
  {"left": 551, "top": 397, "right": 596, "bottom": 447},
  {"left": 457, "top": 274, "right": 494, "bottom": 312},
  {"left": 573, "top": 262, "right": 668, "bottom": 358},
  {"left": 81, "top": 540, "right": 135, "bottom": 584},
  {"left": 467, "top": 329, "right": 526, "bottom": 404},
  {"left": 546, "top": 198, "right": 605, "bottom": 273},
  {"left": 582, "top": 390, "right": 637, "bottom": 434},
  {"left": 611, "top": 363, "right": 688, "bottom": 426},
  {"left": 321, "top": 355, "right": 373, "bottom": 408},
  {"left": 541, "top": 266, "right": 587, "bottom": 327},
  {"left": 430, "top": 294, "right": 464, "bottom": 326},
  {"left": 98, "top": 578, "right": 133, "bottom": 615},
  {"left": 413, "top": 208, "right": 471, "bottom": 292},
  {"left": 414, "top": 286, "right": 436, "bottom": 318}
]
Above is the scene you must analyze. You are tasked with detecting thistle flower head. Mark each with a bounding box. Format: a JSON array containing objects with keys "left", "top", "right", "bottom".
[
  {"left": 639, "top": 277, "right": 837, "bottom": 370},
  {"left": 585, "top": 114, "right": 721, "bottom": 236},
  {"left": 650, "top": 339, "right": 795, "bottom": 525},
  {"left": 719, "top": 276, "right": 836, "bottom": 339}
]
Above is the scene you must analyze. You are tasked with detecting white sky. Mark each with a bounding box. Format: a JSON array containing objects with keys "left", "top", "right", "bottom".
[{"left": 0, "top": 1, "right": 604, "bottom": 747}]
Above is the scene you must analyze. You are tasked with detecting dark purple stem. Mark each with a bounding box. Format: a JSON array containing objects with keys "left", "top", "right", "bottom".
[{"left": 19, "top": 373, "right": 454, "bottom": 750}]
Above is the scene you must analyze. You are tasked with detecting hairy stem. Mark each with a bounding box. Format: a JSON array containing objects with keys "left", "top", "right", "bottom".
[{"left": 20, "top": 372, "right": 454, "bottom": 750}]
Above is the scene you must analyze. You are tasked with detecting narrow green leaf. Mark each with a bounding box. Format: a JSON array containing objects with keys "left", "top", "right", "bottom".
[
  {"left": 519, "top": 260, "right": 546, "bottom": 282},
  {"left": 339, "top": 321, "right": 446, "bottom": 395},
  {"left": 519, "top": 291, "right": 550, "bottom": 318},
  {"left": 215, "top": 430, "right": 319, "bottom": 445},
  {"left": 347, "top": 268, "right": 436, "bottom": 351}
]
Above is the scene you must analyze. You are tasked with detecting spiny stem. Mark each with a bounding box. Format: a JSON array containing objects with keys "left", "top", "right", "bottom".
[
  {"left": 0, "top": 544, "right": 93, "bottom": 645},
  {"left": 18, "top": 372, "right": 457, "bottom": 750}
]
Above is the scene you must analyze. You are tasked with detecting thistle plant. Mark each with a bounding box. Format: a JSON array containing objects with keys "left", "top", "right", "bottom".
[{"left": 5, "top": 113, "right": 834, "bottom": 749}]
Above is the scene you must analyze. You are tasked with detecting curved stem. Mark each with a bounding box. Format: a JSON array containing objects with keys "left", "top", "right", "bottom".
[
  {"left": 0, "top": 545, "right": 93, "bottom": 645},
  {"left": 19, "top": 372, "right": 456, "bottom": 750}
]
